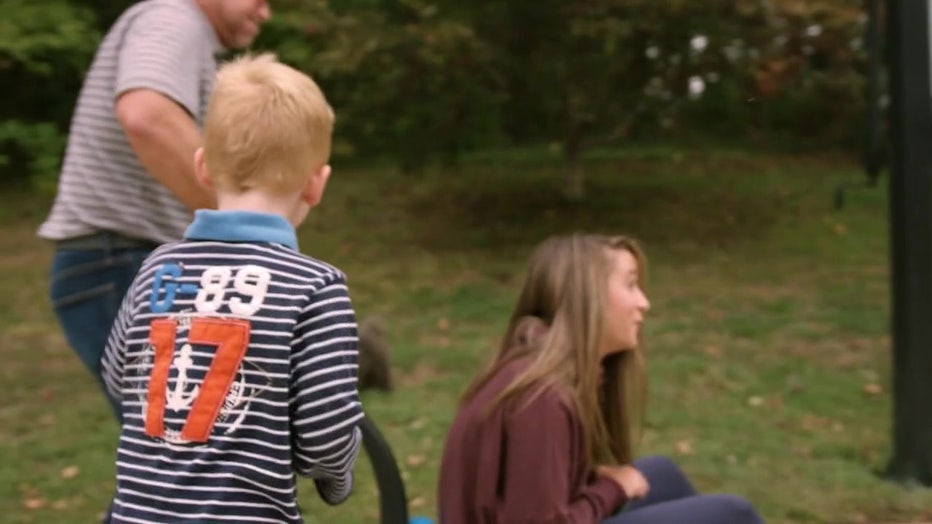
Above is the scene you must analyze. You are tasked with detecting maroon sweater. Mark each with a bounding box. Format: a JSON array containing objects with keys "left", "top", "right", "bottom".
[{"left": 438, "top": 358, "right": 627, "bottom": 523}]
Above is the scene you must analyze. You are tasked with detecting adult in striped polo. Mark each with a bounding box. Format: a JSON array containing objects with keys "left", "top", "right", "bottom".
[
  {"left": 101, "top": 53, "right": 363, "bottom": 522},
  {"left": 39, "top": 0, "right": 271, "bottom": 417}
]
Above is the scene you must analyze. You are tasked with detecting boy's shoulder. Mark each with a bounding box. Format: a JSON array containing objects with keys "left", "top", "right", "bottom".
[
  {"left": 291, "top": 250, "right": 346, "bottom": 277},
  {"left": 144, "top": 240, "right": 349, "bottom": 283}
]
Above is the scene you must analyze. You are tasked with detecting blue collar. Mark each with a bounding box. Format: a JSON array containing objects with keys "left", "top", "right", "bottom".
[{"left": 184, "top": 210, "right": 298, "bottom": 250}]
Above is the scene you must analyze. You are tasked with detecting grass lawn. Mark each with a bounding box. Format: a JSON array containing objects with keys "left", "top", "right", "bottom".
[{"left": 1, "top": 146, "right": 930, "bottom": 523}]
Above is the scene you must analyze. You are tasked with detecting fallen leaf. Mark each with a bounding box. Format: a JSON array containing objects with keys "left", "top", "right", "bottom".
[
  {"left": 675, "top": 440, "right": 693, "bottom": 455},
  {"left": 801, "top": 415, "right": 832, "bottom": 431},
  {"left": 23, "top": 497, "right": 45, "bottom": 510},
  {"left": 765, "top": 396, "right": 784, "bottom": 410},
  {"left": 406, "top": 454, "right": 426, "bottom": 467},
  {"left": 863, "top": 383, "right": 883, "bottom": 395},
  {"left": 410, "top": 497, "right": 426, "bottom": 509},
  {"left": 747, "top": 396, "right": 765, "bottom": 407},
  {"left": 61, "top": 466, "right": 79, "bottom": 479}
]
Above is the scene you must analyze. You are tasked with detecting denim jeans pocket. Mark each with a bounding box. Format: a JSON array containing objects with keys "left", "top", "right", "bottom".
[
  {"left": 50, "top": 249, "right": 150, "bottom": 308},
  {"left": 49, "top": 249, "right": 150, "bottom": 368},
  {"left": 50, "top": 254, "right": 121, "bottom": 310}
]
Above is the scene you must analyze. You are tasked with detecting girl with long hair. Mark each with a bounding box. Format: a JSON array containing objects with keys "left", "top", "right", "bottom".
[{"left": 438, "top": 234, "right": 764, "bottom": 523}]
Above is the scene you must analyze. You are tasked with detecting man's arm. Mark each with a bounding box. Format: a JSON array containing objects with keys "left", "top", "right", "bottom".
[{"left": 116, "top": 88, "right": 215, "bottom": 212}]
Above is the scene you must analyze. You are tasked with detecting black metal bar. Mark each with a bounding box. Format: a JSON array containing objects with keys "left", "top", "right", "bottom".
[
  {"left": 360, "top": 415, "right": 411, "bottom": 523},
  {"left": 885, "top": 0, "right": 932, "bottom": 486}
]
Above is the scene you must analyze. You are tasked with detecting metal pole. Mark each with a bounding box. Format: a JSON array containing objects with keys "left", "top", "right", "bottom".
[{"left": 886, "top": 0, "right": 932, "bottom": 485}]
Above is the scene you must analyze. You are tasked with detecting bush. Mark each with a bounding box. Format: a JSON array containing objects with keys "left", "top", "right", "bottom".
[{"left": 0, "top": 0, "right": 100, "bottom": 188}]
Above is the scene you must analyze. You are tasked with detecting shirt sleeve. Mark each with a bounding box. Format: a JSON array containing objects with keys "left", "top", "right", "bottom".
[
  {"left": 499, "top": 391, "right": 628, "bottom": 523},
  {"left": 116, "top": 5, "right": 207, "bottom": 117},
  {"left": 290, "top": 272, "right": 364, "bottom": 505},
  {"left": 100, "top": 282, "right": 136, "bottom": 404}
]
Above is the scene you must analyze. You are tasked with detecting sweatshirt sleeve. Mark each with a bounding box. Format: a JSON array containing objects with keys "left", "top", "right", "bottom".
[
  {"left": 499, "top": 391, "right": 628, "bottom": 523},
  {"left": 100, "top": 278, "right": 137, "bottom": 404},
  {"left": 290, "top": 273, "right": 364, "bottom": 505}
]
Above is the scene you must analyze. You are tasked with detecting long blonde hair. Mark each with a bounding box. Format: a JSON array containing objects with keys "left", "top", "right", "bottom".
[{"left": 462, "top": 234, "right": 647, "bottom": 464}]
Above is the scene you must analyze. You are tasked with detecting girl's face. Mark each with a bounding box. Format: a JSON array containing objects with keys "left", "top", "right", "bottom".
[{"left": 600, "top": 249, "right": 650, "bottom": 357}]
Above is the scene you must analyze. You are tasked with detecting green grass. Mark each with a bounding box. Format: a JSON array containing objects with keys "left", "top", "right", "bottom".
[{"left": 2, "top": 147, "right": 930, "bottom": 523}]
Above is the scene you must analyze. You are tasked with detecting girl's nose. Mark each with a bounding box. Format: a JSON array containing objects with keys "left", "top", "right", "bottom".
[{"left": 640, "top": 290, "right": 651, "bottom": 312}]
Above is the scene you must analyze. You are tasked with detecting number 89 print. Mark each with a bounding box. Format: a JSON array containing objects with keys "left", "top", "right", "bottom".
[{"left": 149, "top": 263, "right": 272, "bottom": 315}]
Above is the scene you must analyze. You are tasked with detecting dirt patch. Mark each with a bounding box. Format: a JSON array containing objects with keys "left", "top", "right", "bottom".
[{"left": 397, "top": 360, "right": 444, "bottom": 388}]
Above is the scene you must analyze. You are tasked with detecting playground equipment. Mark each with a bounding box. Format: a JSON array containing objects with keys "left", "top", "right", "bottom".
[
  {"left": 878, "top": 0, "right": 932, "bottom": 486},
  {"left": 833, "top": 0, "right": 932, "bottom": 488},
  {"left": 360, "top": 415, "right": 412, "bottom": 523}
]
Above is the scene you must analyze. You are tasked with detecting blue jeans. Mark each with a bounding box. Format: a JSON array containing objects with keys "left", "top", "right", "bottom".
[
  {"left": 49, "top": 243, "right": 153, "bottom": 421},
  {"left": 604, "top": 456, "right": 765, "bottom": 524}
]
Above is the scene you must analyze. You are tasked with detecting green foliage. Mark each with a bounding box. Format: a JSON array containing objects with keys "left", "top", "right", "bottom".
[
  {"left": 0, "top": 0, "right": 99, "bottom": 75},
  {"left": 0, "top": 0, "right": 872, "bottom": 188},
  {"left": 0, "top": 121, "right": 65, "bottom": 189},
  {"left": 258, "top": 0, "right": 503, "bottom": 173},
  {"left": 258, "top": 0, "right": 869, "bottom": 187},
  {"left": 0, "top": 0, "right": 100, "bottom": 187},
  {"left": 67, "top": 0, "right": 137, "bottom": 31}
]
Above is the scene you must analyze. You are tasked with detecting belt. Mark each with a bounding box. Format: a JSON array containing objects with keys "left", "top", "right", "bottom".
[{"left": 56, "top": 231, "right": 160, "bottom": 251}]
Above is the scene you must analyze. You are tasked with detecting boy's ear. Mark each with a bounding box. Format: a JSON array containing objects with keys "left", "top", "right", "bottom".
[
  {"left": 193, "top": 147, "right": 213, "bottom": 190},
  {"left": 301, "top": 164, "right": 332, "bottom": 207}
]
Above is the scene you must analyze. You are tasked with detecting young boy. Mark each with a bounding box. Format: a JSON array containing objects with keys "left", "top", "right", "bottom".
[{"left": 100, "top": 53, "right": 363, "bottom": 523}]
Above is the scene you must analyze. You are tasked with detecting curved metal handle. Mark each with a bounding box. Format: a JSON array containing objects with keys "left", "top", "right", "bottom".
[{"left": 360, "top": 415, "right": 410, "bottom": 524}]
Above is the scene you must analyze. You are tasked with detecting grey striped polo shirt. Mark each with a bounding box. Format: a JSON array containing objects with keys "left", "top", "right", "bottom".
[{"left": 38, "top": 0, "right": 225, "bottom": 245}]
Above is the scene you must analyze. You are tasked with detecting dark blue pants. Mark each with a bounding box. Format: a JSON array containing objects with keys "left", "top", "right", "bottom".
[
  {"left": 49, "top": 239, "right": 155, "bottom": 524},
  {"left": 604, "top": 456, "right": 765, "bottom": 524},
  {"left": 49, "top": 241, "right": 153, "bottom": 421}
]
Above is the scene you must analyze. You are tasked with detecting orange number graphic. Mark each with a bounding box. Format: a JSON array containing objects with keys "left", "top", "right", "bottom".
[{"left": 145, "top": 317, "right": 251, "bottom": 442}]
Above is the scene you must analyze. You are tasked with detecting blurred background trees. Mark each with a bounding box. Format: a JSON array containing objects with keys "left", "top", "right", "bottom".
[{"left": 0, "top": 0, "right": 869, "bottom": 197}]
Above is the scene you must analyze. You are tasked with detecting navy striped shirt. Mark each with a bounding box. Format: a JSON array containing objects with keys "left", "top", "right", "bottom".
[{"left": 101, "top": 210, "right": 364, "bottom": 523}]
